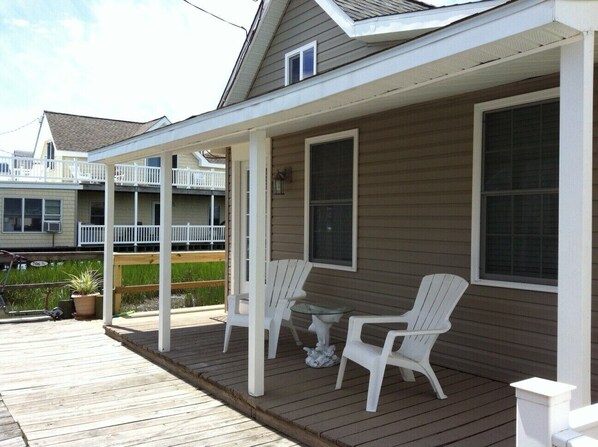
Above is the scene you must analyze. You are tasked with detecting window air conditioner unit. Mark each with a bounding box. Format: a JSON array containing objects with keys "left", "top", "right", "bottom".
[{"left": 45, "top": 221, "right": 61, "bottom": 233}]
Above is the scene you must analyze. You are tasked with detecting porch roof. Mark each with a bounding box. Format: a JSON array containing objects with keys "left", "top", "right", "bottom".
[{"left": 89, "top": 0, "right": 595, "bottom": 165}]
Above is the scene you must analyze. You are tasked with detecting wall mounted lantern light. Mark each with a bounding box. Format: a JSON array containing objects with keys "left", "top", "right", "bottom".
[{"left": 273, "top": 167, "right": 292, "bottom": 195}]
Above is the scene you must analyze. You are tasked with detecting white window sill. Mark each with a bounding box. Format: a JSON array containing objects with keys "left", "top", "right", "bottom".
[{"left": 472, "top": 278, "right": 557, "bottom": 294}]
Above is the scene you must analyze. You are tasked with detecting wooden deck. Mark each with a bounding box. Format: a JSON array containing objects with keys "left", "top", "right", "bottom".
[
  {"left": 104, "top": 308, "right": 516, "bottom": 447},
  {"left": 0, "top": 318, "right": 301, "bottom": 446}
]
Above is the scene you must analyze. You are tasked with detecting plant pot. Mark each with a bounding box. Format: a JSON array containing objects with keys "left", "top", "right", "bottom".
[
  {"left": 57, "top": 299, "right": 75, "bottom": 319},
  {"left": 72, "top": 293, "right": 100, "bottom": 319}
]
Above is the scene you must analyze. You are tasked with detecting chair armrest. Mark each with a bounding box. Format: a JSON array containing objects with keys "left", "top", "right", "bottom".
[
  {"left": 227, "top": 293, "right": 249, "bottom": 313},
  {"left": 380, "top": 324, "right": 452, "bottom": 358},
  {"left": 346, "top": 314, "right": 411, "bottom": 343}
]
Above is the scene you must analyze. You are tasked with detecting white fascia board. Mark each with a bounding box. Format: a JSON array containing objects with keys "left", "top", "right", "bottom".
[
  {"left": 146, "top": 117, "right": 172, "bottom": 132},
  {"left": 90, "top": 0, "right": 562, "bottom": 164},
  {"left": 0, "top": 183, "right": 82, "bottom": 191},
  {"left": 316, "top": 0, "right": 509, "bottom": 42},
  {"left": 58, "top": 150, "right": 88, "bottom": 158}
]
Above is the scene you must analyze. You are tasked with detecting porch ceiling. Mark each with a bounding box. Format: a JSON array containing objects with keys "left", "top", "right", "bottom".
[{"left": 89, "top": 0, "right": 590, "bottom": 164}]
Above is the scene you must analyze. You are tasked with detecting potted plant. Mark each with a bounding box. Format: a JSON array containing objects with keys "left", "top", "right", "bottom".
[{"left": 68, "top": 268, "right": 101, "bottom": 319}]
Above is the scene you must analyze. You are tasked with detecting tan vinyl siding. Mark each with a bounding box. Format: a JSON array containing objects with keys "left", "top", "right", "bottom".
[
  {"left": 271, "top": 74, "right": 566, "bottom": 390},
  {"left": 248, "top": 0, "right": 395, "bottom": 98},
  {"left": 0, "top": 187, "right": 77, "bottom": 249}
]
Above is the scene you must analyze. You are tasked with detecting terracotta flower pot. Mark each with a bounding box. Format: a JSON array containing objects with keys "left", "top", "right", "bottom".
[{"left": 72, "top": 293, "right": 100, "bottom": 319}]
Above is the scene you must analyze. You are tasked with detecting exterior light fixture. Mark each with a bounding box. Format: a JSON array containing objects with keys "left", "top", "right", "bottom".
[{"left": 273, "top": 167, "right": 292, "bottom": 195}]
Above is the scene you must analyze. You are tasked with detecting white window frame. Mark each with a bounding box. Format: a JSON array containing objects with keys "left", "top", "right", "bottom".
[
  {"left": 285, "top": 41, "right": 317, "bottom": 86},
  {"left": 471, "top": 88, "right": 559, "bottom": 293},
  {"left": 304, "top": 129, "right": 358, "bottom": 272},
  {"left": 2, "top": 197, "right": 63, "bottom": 233}
]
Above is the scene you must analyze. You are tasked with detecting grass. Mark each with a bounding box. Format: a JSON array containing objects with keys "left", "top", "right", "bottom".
[{"left": 1, "top": 260, "right": 224, "bottom": 313}]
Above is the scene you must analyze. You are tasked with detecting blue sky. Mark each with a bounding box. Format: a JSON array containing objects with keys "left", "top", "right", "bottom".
[{"left": 0, "top": 0, "right": 259, "bottom": 153}]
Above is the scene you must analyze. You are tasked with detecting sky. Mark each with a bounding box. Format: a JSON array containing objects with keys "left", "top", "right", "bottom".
[
  {"left": 0, "top": 0, "right": 477, "bottom": 154},
  {"left": 0, "top": 0, "right": 260, "bottom": 154}
]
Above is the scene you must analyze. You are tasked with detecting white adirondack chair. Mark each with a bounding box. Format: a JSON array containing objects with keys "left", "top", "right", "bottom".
[
  {"left": 335, "top": 273, "right": 469, "bottom": 412},
  {"left": 223, "top": 259, "right": 313, "bottom": 359}
]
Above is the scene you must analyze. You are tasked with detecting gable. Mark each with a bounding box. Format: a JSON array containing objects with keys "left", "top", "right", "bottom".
[{"left": 247, "top": 0, "right": 396, "bottom": 99}]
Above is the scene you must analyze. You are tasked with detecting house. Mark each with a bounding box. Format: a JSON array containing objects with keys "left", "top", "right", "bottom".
[
  {"left": 0, "top": 111, "right": 225, "bottom": 251},
  {"left": 90, "top": 0, "right": 598, "bottom": 414}
]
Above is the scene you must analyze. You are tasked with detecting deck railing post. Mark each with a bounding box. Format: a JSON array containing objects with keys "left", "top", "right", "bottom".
[{"left": 511, "top": 377, "right": 576, "bottom": 447}]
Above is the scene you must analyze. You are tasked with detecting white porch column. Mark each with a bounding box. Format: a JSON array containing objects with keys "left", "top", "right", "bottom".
[
  {"left": 558, "top": 31, "right": 594, "bottom": 409},
  {"left": 134, "top": 190, "right": 139, "bottom": 248},
  {"left": 103, "top": 163, "right": 115, "bottom": 325},
  {"left": 248, "top": 129, "right": 267, "bottom": 396},
  {"left": 158, "top": 154, "right": 173, "bottom": 352}
]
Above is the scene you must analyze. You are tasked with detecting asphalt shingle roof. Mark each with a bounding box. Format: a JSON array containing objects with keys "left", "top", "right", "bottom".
[
  {"left": 44, "top": 111, "right": 165, "bottom": 153},
  {"left": 333, "top": 0, "right": 431, "bottom": 21}
]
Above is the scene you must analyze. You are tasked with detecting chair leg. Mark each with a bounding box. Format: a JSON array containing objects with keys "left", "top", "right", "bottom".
[
  {"left": 223, "top": 323, "right": 232, "bottom": 353},
  {"left": 288, "top": 319, "right": 302, "bottom": 346},
  {"left": 335, "top": 356, "right": 347, "bottom": 390},
  {"left": 267, "top": 325, "right": 280, "bottom": 359},
  {"left": 399, "top": 367, "right": 415, "bottom": 382},
  {"left": 420, "top": 362, "right": 447, "bottom": 399},
  {"left": 366, "top": 363, "right": 385, "bottom": 412}
]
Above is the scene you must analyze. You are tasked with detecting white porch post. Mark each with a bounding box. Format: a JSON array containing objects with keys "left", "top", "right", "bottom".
[
  {"left": 248, "top": 129, "right": 267, "bottom": 396},
  {"left": 134, "top": 190, "right": 139, "bottom": 249},
  {"left": 158, "top": 154, "right": 173, "bottom": 352},
  {"left": 558, "top": 31, "right": 594, "bottom": 409},
  {"left": 103, "top": 163, "right": 115, "bottom": 325}
]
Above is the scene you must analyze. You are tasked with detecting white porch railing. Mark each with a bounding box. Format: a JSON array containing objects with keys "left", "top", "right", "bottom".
[
  {"left": 0, "top": 156, "right": 224, "bottom": 190},
  {"left": 78, "top": 223, "right": 225, "bottom": 247},
  {"left": 512, "top": 377, "right": 598, "bottom": 446}
]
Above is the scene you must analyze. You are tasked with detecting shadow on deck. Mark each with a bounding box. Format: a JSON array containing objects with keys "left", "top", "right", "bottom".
[{"left": 104, "top": 308, "right": 515, "bottom": 447}]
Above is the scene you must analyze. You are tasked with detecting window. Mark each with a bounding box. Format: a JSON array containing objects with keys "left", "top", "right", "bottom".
[
  {"left": 285, "top": 41, "right": 316, "bottom": 86},
  {"left": 472, "top": 89, "right": 559, "bottom": 291},
  {"left": 146, "top": 157, "right": 161, "bottom": 167},
  {"left": 46, "top": 141, "right": 55, "bottom": 169},
  {"left": 90, "top": 202, "right": 104, "bottom": 225},
  {"left": 3, "top": 198, "right": 62, "bottom": 232},
  {"left": 305, "top": 130, "right": 358, "bottom": 271}
]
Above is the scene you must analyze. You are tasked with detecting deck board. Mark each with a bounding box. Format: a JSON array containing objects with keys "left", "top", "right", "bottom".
[
  {"left": 104, "top": 308, "right": 516, "bottom": 446},
  {"left": 0, "top": 317, "right": 302, "bottom": 447}
]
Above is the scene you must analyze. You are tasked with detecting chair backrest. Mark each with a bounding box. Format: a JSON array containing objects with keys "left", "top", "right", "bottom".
[
  {"left": 398, "top": 273, "right": 468, "bottom": 362},
  {"left": 265, "top": 259, "right": 312, "bottom": 319}
]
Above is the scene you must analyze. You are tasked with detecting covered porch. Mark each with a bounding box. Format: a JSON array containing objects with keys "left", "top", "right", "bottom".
[
  {"left": 89, "top": 0, "right": 598, "bottom": 422},
  {"left": 104, "top": 308, "right": 516, "bottom": 446}
]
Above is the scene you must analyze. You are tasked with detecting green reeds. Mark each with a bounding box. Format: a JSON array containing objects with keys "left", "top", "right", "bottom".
[{"left": 1, "top": 260, "right": 224, "bottom": 312}]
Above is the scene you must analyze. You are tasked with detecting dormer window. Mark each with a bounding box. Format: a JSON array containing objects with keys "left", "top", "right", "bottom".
[{"left": 285, "top": 41, "right": 317, "bottom": 86}]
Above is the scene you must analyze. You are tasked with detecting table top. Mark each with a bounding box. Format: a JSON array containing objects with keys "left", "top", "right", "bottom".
[{"left": 291, "top": 301, "right": 354, "bottom": 316}]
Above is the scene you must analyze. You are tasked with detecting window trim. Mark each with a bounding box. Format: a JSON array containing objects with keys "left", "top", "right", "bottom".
[
  {"left": 2, "top": 198, "right": 63, "bottom": 233},
  {"left": 304, "top": 129, "right": 358, "bottom": 272},
  {"left": 471, "top": 88, "right": 559, "bottom": 293},
  {"left": 285, "top": 41, "right": 317, "bottom": 86}
]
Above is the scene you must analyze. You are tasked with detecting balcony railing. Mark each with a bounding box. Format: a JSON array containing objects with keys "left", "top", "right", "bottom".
[
  {"left": 0, "top": 156, "right": 224, "bottom": 190},
  {"left": 78, "top": 223, "right": 225, "bottom": 247}
]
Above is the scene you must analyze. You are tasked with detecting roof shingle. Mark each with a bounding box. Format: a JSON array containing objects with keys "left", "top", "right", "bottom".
[
  {"left": 44, "top": 111, "right": 165, "bottom": 153},
  {"left": 333, "top": 0, "right": 431, "bottom": 21}
]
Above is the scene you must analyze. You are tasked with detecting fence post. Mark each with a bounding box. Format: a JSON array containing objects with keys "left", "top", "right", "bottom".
[
  {"left": 113, "top": 260, "right": 122, "bottom": 314},
  {"left": 511, "top": 377, "right": 576, "bottom": 447},
  {"left": 77, "top": 222, "right": 81, "bottom": 247}
]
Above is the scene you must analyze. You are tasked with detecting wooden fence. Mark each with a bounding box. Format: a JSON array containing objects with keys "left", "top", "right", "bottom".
[{"left": 112, "top": 251, "right": 226, "bottom": 312}]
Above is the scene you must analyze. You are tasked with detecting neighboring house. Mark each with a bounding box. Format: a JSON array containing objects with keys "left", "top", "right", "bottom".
[
  {"left": 90, "top": 0, "right": 598, "bottom": 411},
  {"left": 0, "top": 111, "right": 225, "bottom": 251}
]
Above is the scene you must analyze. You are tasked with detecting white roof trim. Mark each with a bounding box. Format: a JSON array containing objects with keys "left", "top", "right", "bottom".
[
  {"left": 89, "top": 0, "right": 583, "bottom": 164},
  {"left": 316, "top": 0, "right": 509, "bottom": 42},
  {"left": 146, "top": 117, "right": 172, "bottom": 132}
]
